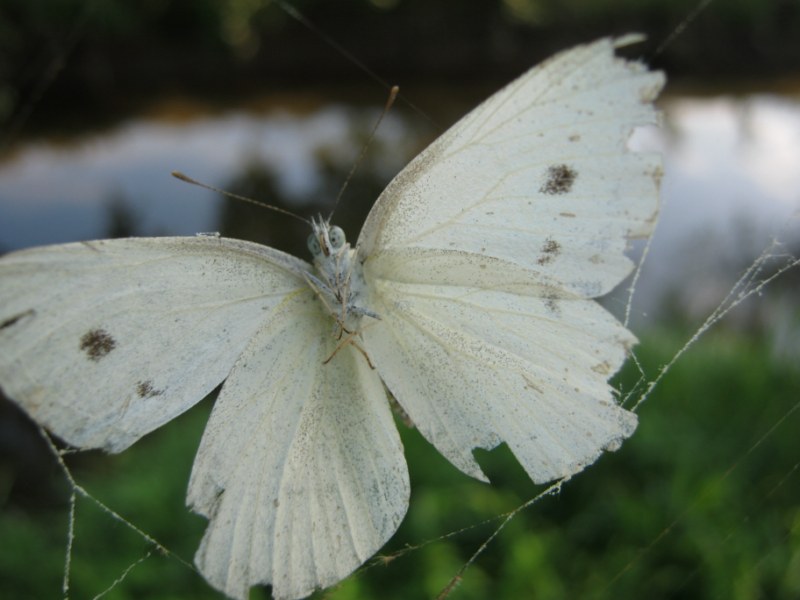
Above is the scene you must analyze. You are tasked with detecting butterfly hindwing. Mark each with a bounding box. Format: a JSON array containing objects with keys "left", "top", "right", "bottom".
[
  {"left": 187, "top": 292, "right": 409, "bottom": 600},
  {"left": 361, "top": 269, "right": 637, "bottom": 483}
]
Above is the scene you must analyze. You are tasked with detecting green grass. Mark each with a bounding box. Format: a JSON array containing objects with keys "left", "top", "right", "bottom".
[{"left": 1, "top": 326, "right": 798, "bottom": 599}]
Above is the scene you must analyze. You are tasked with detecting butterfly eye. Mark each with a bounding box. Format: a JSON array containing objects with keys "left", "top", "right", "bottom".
[
  {"left": 328, "top": 226, "right": 346, "bottom": 250},
  {"left": 307, "top": 233, "right": 321, "bottom": 256}
]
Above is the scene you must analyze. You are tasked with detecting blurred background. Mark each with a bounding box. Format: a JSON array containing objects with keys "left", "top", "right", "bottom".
[{"left": 1, "top": 0, "right": 799, "bottom": 598}]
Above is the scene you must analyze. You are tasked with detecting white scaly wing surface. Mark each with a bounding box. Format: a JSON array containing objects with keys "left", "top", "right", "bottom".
[
  {"left": 187, "top": 291, "right": 409, "bottom": 600},
  {"left": 359, "top": 36, "right": 664, "bottom": 483},
  {"left": 359, "top": 35, "right": 664, "bottom": 299},
  {"left": 0, "top": 237, "right": 309, "bottom": 452},
  {"left": 361, "top": 273, "right": 636, "bottom": 483}
]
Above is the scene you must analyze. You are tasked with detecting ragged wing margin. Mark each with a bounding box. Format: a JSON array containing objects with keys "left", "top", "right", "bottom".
[{"left": 362, "top": 267, "right": 637, "bottom": 484}]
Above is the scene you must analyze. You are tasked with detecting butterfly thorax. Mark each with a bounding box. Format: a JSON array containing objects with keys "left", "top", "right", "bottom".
[{"left": 305, "top": 217, "right": 377, "bottom": 338}]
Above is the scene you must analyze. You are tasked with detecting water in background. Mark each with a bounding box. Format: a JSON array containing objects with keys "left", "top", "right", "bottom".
[{"left": 1, "top": 89, "right": 798, "bottom": 349}]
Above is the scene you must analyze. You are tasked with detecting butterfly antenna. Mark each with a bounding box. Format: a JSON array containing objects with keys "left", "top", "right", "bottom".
[
  {"left": 276, "top": 0, "right": 391, "bottom": 92},
  {"left": 328, "top": 85, "right": 399, "bottom": 221},
  {"left": 275, "top": 0, "right": 439, "bottom": 132},
  {"left": 172, "top": 171, "right": 310, "bottom": 225}
]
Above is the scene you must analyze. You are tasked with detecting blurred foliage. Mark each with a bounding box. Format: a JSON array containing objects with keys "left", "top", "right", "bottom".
[
  {"left": 2, "top": 0, "right": 800, "bottom": 136},
  {"left": 1, "top": 326, "right": 798, "bottom": 599}
]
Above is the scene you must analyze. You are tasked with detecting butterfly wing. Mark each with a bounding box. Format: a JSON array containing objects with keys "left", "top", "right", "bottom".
[
  {"left": 187, "top": 291, "right": 409, "bottom": 600},
  {"left": 359, "top": 35, "right": 663, "bottom": 298},
  {"left": 361, "top": 265, "right": 637, "bottom": 483},
  {"left": 358, "top": 36, "right": 664, "bottom": 483},
  {"left": 0, "top": 236, "right": 310, "bottom": 452}
]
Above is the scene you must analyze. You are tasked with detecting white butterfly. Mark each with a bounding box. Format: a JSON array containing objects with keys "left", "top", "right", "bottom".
[{"left": 0, "top": 35, "right": 664, "bottom": 600}]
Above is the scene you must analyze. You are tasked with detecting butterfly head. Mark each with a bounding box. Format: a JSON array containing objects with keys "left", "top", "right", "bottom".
[{"left": 307, "top": 216, "right": 348, "bottom": 260}]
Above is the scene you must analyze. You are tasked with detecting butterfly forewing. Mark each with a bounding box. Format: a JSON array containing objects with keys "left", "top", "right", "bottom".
[
  {"left": 358, "top": 36, "right": 664, "bottom": 299},
  {"left": 0, "top": 237, "right": 310, "bottom": 452}
]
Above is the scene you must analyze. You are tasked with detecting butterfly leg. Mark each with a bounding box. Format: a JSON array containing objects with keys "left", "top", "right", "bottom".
[{"left": 322, "top": 329, "right": 376, "bottom": 369}]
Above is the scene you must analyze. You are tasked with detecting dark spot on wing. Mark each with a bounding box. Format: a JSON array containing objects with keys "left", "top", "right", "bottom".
[
  {"left": 0, "top": 309, "right": 35, "bottom": 330},
  {"left": 136, "top": 380, "right": 164, "bottom": 398},
  {"left": 568, "top": 134, "right": 580, "bottom": 142},
  {"left": 540, "top": 164, "right": 577, "bottom": 195},
  {"left": 539, "top": 284, "right": 563, "bottom": 314},
  {"left": 592, "top": 361, "right": 612, "bottom": 376},
  {"left": 80, "top": 329, "right": 116, "bottom": 361},
  {"left": 522, "top": 374, "right": 543, "bottom": 394},
  {"left": 537, "top": 238, "right": 561, "bottom": 265}
]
